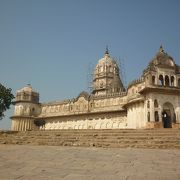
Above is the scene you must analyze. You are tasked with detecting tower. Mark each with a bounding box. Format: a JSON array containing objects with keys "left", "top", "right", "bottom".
[
  {"left": 92, "top": 48, "right": 125, "bottom": 96},
  {"left": 11, "top": 84, "right": 41, "bottom": 131}
]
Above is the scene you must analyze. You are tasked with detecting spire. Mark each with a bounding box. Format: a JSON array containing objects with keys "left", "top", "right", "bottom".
[
  {"left": 159, "top": 45, "right": 164, "bottom": 53},
  {"left": 104, "top": 45, "right": 110, "bottom": 57},
  {"left": 105, "top": 45, "right": 109, "bottom": 55}
]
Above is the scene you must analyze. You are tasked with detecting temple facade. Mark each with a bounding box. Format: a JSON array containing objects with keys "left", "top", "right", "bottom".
[{"left": 11, "top": 46, "right": 180, "bottom": 131}]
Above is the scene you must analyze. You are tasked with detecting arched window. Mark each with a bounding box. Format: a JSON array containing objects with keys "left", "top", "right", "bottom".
[
  {"left": 154, "top": 111, "right": 159, "bottom": 122},
  {"left": 147, "top": 112, "right": 150, "bottom": 122},
  {"left": 147, "top": 100, "right": 150, "bottom": 108},
  {"left": 154, "top": 99, "right": 158, "bottom": 108},
  {"left": 178, "top": 79, "right": 180, "bottom": 88},
  {"left": 159, "top": 75, "right": 164, "bottom": 86},
  {"left": 152, "top": 76, "right": 155, "bottom": 85},
  {"left": 171, "top": 76, "right": 174, "bottom": 86},
  {"left": 165, "top": 75, "right": 170, "bottom": 86},
  {"left": 90, "top": 103, "right": 93, "bottom": 108}
]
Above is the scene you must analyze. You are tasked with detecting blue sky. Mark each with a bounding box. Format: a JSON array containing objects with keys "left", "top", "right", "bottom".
[{"left": 0, "top": 0, "right": 180, "bottom": 129}]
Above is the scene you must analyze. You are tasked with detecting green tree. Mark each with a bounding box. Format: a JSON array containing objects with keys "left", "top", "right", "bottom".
[{"left": 0, "top": 83, "right": 14, "bottom": 120}]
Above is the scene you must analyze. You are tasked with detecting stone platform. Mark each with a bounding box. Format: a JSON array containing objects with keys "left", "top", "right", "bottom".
[
  {"left": 0, "top": 129, "right": 180, "bottom": 149},
  {"left": 0, "top": 145, "right": 180, "bottom": 180}
]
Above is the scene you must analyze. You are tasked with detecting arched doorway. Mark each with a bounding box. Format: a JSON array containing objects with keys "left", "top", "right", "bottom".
[
  {"left": 162, "top": 102, "right": 174, "bottom": 128},
  {"left": 165, "top": 75, "right": 170, "bottom": 86},
  {"left": 159, "top": 75, "right": 164, "bottom": 86}
]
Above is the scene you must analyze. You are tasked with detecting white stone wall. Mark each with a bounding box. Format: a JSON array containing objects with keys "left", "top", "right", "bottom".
[
  {"left": 127, "top": 102, "right": 145, "bottom": 129},
  {"left": 43, "top": 112, "right": 127, "bottom": 130},
  {"left": 11, "top": 118, "right": 35, "bottom": 131},
  {"left": 41, "top": 95, "right": 127, "bottom": 117},
  {"left": 146, "top": 93, "right": 180, "bottom": 123},
  {"left": 14, "top": 103, "right": 41, "bottom": 116}
]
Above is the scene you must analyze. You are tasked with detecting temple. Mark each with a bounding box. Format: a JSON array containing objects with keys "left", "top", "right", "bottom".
[{"left": 11, "top": 46, "right": 180, "bottom": 131}]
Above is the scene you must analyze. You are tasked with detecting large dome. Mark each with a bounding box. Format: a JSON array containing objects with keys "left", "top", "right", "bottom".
[{"left": 149, "top": 46, "right": 175, "bottom": 67}]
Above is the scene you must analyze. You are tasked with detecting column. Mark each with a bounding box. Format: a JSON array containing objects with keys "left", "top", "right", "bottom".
[
  {"left": 27, "top": 120, "right": 30, "bottom": 130},
  {"left": 15, "top": 120, "right": 18, "bottom": 131},
  {"left": 24, "top": 120, "right": 27, "bottom": 131},
  {"left": 11, "top": 120, "right": 14, "bottom": 131},
  {"left": 16, "top": 121, "right": 19, "bottom": 131},
  {"left": 22, "top": 120, "right": 25, "bottom": 131},
  {"left": 20, "top": 120, "right": 23, "bottom": 131},
  {"left": 14, "top": 121, "right": 16, "bottom": 130}
]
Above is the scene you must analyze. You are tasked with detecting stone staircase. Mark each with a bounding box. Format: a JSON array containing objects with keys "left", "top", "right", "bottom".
[{"left": 0, "top": 129, "right": 180, "bottom": 149}]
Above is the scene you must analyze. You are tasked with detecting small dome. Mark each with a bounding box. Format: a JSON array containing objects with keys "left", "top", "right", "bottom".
[
  {"left": 96, "top": 49, "right": 118, "bottom": 69},
  {"left": 77, "top": 91, "right": 89, "bottom": 100},
  {"left": 17, "top": 84, "right": 36, "bottom": 93},
  {"left": 16, "top": 84, "right": 39, "bottom": 103},
  {"left": 149, "top": 46, "right": 175, "bottom": 67}
]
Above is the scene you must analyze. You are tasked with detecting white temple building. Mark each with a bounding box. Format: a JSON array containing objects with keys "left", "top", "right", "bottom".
[{"left": 11, "top": 46, "right": 180, "bottom": 131}]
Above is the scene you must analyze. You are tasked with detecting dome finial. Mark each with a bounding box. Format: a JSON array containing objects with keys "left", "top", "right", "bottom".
[
  {"left": 105, "top": 45, "right": 109, "bottom": 55},
  {"left": 159, "top": 45, "right": 164, "bottom": 53}
]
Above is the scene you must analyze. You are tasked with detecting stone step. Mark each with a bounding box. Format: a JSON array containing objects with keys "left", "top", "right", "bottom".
[
  {"left": 17, "top": 133, "right": 180, "bottom": 136},
  {"left": 11, "top": 132, "right": 180, "bottom": 136},
  {"left": 16, "top": 135, "right": 180, "bottom": 140},
  {"left": 34, "top": 138, "right": 180, "bottom": 143},
  {"left": 4, "top": 137, "right": 180, "bottom": 145},
  {"left": 34, "top": 141, "right": 180, "bottom": 149},
  {"left": 1, "top": 134, "right": 180, "bottom": 139},
  {"left": 14, "top": 129, "right": 180, "bottom": 134},
  {"left": 1, "top": 129, "right": 180, "bottom": 149},
  {"left": 19, "top": 129, "right": 180, "bottom": 133},
  {"left": 14, "top": 132, "right": 180, "bottom": 137},
  {"left": 2, "top": 136, "right": 180, "bottom": 143},
  {"left": 5, "top": 139, "right": 179, "bottom": 149}
]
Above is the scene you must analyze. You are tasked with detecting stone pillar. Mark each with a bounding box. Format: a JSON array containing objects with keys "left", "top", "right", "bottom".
[
  {"left": 174, "top": 76, "right": 177, "bottom": 87},
  {"left": 27, "top": 120, "right": 30, "bottom": 130},
  {"left": 11, "top": 120, "right": 14, "bottom": 131},
  {"left": 16, "top": 121, "right": 19, "bottom": 131},
  {"left": 150, "top": 99, "right": 154, "bottom": 122},
  {"left": 22, "top": 120, "right": 26, "bottom": 131},
  {"left": 21, "top": 120, "right": 24, "bottom": 131},
  {"left": 25, "top": 120, "right": 27, "bottom": 131},
  {"left": 20, "top": 121, "right": 22, "bottom": 131},
  {"left": 18, "top": 121, "right": 21, "bottom": 131},
  {"left": 15, "top": 121, "right": 17, "bottom": 131},
  {"left": 14, "top": 120, "right": 16, "bottom": 131},
  {"left": 155, "top": 75, "right": 158, "bottom": 85}
]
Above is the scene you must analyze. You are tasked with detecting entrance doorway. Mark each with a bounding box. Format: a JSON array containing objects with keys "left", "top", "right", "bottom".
[
  {"left": 162, "top": 102, "right": 174, "bottom": 128},
  {"left": 162, "top": 110, "right": 172, "bottom": 128}
]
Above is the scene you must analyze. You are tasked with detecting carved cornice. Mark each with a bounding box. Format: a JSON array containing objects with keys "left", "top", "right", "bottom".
[
  {"left": 37, "top": 109, "right": 127, "bottom": 119},
  {"left": 139, "top": 85, "right": 180, "bottom": 95}
]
